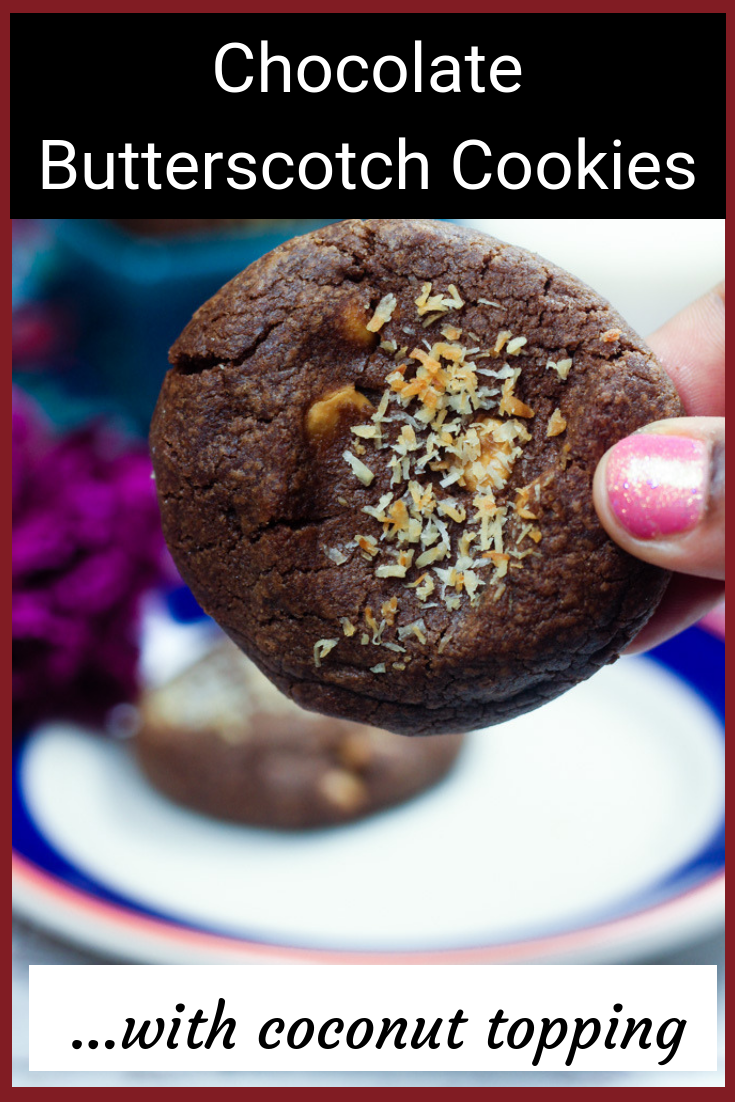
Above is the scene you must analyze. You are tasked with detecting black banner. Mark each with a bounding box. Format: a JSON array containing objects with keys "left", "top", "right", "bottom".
[{"left": 10, "top": 13, "right": 725, "bottom": 213}]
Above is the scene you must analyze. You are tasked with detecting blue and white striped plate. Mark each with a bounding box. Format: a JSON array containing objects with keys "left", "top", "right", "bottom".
[{"left": 12, "top": 620, "right": 724, "bottom": 964}]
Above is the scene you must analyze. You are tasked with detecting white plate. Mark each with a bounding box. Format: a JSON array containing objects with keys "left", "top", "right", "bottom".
[{"left": 13, "top": 625, "right": 725, "bottom": 964}]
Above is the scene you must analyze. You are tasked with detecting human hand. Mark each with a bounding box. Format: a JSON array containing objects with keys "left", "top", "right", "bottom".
[{"left": 593, "top": 283, "right": 725, "bottom": 654}]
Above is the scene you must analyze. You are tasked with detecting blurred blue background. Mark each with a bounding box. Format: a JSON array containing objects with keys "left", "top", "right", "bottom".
[
  {"left": 13, "top": 218, "right": 339, "bottom": 429},
  {"left": 13, "top": 219, "right": 343, "bottom": 733}
]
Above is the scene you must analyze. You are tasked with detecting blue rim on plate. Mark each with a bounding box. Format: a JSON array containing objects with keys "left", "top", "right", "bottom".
[{"left": 12, "top": 625, "right": 725, "bottom": 963}]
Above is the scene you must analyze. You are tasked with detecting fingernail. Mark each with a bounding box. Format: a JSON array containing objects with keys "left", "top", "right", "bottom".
[{"left": 605, "top": 434, "right": 709, "bottom": 540}]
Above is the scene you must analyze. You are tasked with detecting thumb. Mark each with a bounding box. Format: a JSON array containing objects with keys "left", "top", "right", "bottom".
[{"left": 593, "top": 417, "right": 725, "bottom": 582}]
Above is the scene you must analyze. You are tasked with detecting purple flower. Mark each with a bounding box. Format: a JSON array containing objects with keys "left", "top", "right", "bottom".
[{"left": 12, "top": 389, "right": 166, "bottom": 731}]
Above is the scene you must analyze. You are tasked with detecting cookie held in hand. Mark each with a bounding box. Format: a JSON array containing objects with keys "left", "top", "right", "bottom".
[
  {"left": 135, "top": 642, "right": 464, "bottom": 828},
  {"left": 150, "top": 219, "right": 682, "bottom": 735}
]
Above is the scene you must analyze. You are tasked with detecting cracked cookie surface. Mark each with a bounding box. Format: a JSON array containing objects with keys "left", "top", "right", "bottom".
[{"left": 150, "top": 218, "right": 682, "bottom": 735}]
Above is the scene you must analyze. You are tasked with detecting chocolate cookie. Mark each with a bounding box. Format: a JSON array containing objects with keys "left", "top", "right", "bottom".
[
  {"left": 150, "top": 218, "right": 682, "bottom": 735},
  {"left": 135, "top": 642, "right": 464, "bottom": 828}
]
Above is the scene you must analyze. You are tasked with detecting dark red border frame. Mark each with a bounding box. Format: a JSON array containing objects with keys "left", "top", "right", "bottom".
[
  {"left": 4, "top": 1, "right": 732, "bottom": 12},
  {"left": 7, "top": 0, "right": 729, "bottom": 1095}
]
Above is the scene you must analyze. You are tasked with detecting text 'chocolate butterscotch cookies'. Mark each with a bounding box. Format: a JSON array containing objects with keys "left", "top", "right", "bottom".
[{"left": 150, "top": 219, "right": 682, "bottom": 735}]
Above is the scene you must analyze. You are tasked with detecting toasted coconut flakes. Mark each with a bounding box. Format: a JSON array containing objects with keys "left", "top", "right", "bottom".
[
  {"left": 338, "top": 496, "right": 349, "bottom": 506},
  {"left": 397, "top": 424, "right": 418, "bottom": 450},
  {"left": 397, "top": 619, "right": 428, "bottom": 644},
  {"left": 477, "top": 298, "right": 503, "bottom": 308},
  {"left": 381, "top": 596, "right": 398, "bottom": 626},
  {"left": 383, "top": 641, "right": 406, "bottom": 654},
  {"left": 432, "top": 341, "right": 464, "bottom": 363},
  {"left": 314, "top": 639, "right": 338, "bottom": 667},
  {"left": 443, "top": 284, "right": 464, "bottom": 309},
  {"left": 385, "top": 499, "right": 410, "bottom": 535},
  {"left": 492, "top": 583, "right": 507, "bottom": 602},
  {"left": 372, "top": 391, "right": 391, "bottom": 423},
  {"left": 343, "top": 451, "right": 375, "bottom": 485},
  {"left": 329, "top": 286, "right": 552, "bottom": 633},
  {"left": 416, "top": 574, "right": 435, "bottom": 601},
  {"left": 352, "top": 424, "right": 380, "bottom": 440},
  {"left": 448, "top": 567, "right": 465, "bottom": 593},
  {"left": 376, "top": 548, "right": 416, "bottom": 581},
  {"left": 547, "top": 408, "right": 567, "bottom": 437},
  {"left": 416, "top": 281, "right": 464, "bottom": 319},
  {"left": 485, "top": 550, "right": 509, "bottom": 567},
  {"left": 437, "top": 498, "right": 467, "bottom": 523},
  {"left": 417, "top": 297, "right": 447, "bottom": 319},
  {"left": 363, "top": 493, "right": 394, "bottom": 522},
  {"left": 601, "top": 328, "right": 622, "bottom": 343},
  {"left": 480, "top": 363, "right": 516, "bottom": 381},
  {"left": 386, "top": 368, "right": 408, "bottom": 393},
  {"left": 340, "top": 617, "right": 356, "bottom": 637},
  {"left": 415, "top": 543, "right": 448, "bottom": 568},
  {"left": 356, "top": 534, "right": 379, "bottom": 558},
  {"left": 547, "top": 357, "right": 573, "bottom": 380},
  {"left": 405, "top": 516, "right": 423, "bottom": 543},
  {"left": 360, "top": 633, "right": 370, "bottom": 645},
  {"left": 367, "top": 293, "right": 398, "bottom": 333},
  {"left": 324, "top": 546, "right": 348, "bottom": 565},
  {"left": 499, "top": 378, "right": 535, "bottom": 419},
  {"left": 370, "top": 663, "right": 387, "bottom": 674},
  {"left": 415, "top": 282, "right": 433, "bottom": 312},
  {"left": 458, "top": 530, "right": 477, "bottom": 557},
  {"left": 474, "top": 494, "right": 498, "bottom": 517},
  {"left": 515, "top": 486, "right": 538, "bottom": 520}
]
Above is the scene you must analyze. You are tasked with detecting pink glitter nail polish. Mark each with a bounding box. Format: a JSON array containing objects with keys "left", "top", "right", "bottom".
[{"left": 605, "top": 434, "right": 708, "bottom": 540}]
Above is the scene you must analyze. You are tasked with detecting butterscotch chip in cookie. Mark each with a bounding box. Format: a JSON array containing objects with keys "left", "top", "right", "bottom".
[
  {"left": 150, "top": 219, "right": 682, "bottom": 736},
  {"left": 135, "top": 642, "right": 464, "bottom": 828}
]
